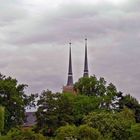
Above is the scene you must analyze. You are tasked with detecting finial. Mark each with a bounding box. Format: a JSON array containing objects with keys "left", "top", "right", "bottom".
[{"left": 85, "top": 38, "right": 87, "bottom": 44}]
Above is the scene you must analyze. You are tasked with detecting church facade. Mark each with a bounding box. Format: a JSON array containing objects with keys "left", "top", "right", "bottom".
[{"left": 63, "top": 39, "right": 89, "bottom": 93}]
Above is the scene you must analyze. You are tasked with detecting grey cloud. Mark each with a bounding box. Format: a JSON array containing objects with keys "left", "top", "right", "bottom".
[
  {"left": 0, "top": 0, "right": 28, "bottom": 26},
  {"left": 0, "top": 0, "right": 140, "bottom": 101},
  {"left": 6, "top": 1, "right": 140, "bottom": 46}
]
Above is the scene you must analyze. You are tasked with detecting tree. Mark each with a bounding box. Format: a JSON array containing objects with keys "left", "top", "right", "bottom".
[
  {"left": 36, "top": 91, "right": 101, "bottom": 135},
  {"left": 7, "top": 128, "right": 46, "bottom": 140},
  {"left": 36, "top": 91, "right": 75, "bottom": 136},
  {"left": 118, "top": 94, "right": 140, "bottom": 122},
  {"left": 0, "top": 73, "right": 33, "bottom": 133},
  {"left": 56, "top": 124, "right": 103, "bottom": 140},
  {"left": 74, "top": 76, "right": 121, "bottom": 110},
  {"left": 84, "top": 108, "right": 135, "bottom": 140},
  {"left": 56, "top": 125, "right": 78, "bottom": 140},
  {"left": 36, "top": 90, "right": 62, "bottom": 136},
  {"left": 35, "top": 76, "right": 140, "bottom": 139},
  {"left": 73, "top": 95, "right": 100, "bottom": 125},
  {"left": 78, "top": 125, "right": 102, "bottom": 140},
  {"left": 0, "top": 106, "right": 4, "bottom": 135},
  {"left": 56, "top": 93, "right": 75, "bottom": 126},
  {"left": 129, "top": 124, "right": 140, "bottom": 140}
]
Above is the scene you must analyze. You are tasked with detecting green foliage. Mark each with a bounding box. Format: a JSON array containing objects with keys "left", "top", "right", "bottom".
[
  {"left": 78, "top": 125, "right": 102, "bottom": 140},
  {"left": 0, "top": 106, "right": 4, "bottom": 134},
  {"left": 36, "top": 90, "right": 60, "bottom": 133},
  {"left": 56, "top": 93, "right": 75, "bottom": 126},
  {"left": 55, "top": 124, "right": 103, "bottom": 140},
  {"left": 129, "top": 124, "right": 140, "bottom": 140},
  {"left": 36, "top": 91, "right": 76, "bottom": 136},
  {"left": 84, "top": 111, "right": 114, "bottom": 136},
  {"left": 32, "top": 75, "right": 140, "bottom": 139},
  {"left": 119, "top": 94, "right": 140, "bottom": 122},
  {"left": 73, "top": 95, "right": 100, "bottom": 125},
  {"left": 0, "top": 73, "right": 34, "bottom": 133},
  {"left": 0, "top": 71, "right": 140, "bottom": 140},
  {"left": 55, "top": 125, "right": 78, "bottom": 140},
  {"left": 74, "top": 75, "right": 99, "bottom": 96},
  {"left": 7, "top": 128, "right": 46, "bottom": 140},
  {"left": 84, "top": 108, "right": 135, "bottom": 140},
  {"left": 36, "top": 91, "right": 102, "bottom": 135},
  {"left": 0, "top": 135, "right": 11, "bottom": 140},
  {"left": 74, "top": 76, "right": 120, "bottom": 110}
]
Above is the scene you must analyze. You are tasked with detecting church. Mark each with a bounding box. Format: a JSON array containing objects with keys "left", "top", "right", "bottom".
[
  {"left": 24, "top": 39, "right": 89, "bottom": 128},
  {"left": 63, "top": 38, "right": 89, "bottom": 93}
]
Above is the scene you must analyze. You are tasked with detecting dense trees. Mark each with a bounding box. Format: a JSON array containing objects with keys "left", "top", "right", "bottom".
[
  {"left": 78, "top": 125, "right": 102, "bottom": 140},
  {"left": 35, "top": 75, "right": 140, "bottom": 139},
  {"left": 0, "top": 73, "right": 35, "bottom": 133},
  {"left": 0, "top": 128, "right": 47, "bottom": 140},
  {"left": 118, "top": 94, "right": 140, "bottom": 122},
  {"left": 74, "top": 76, "right": 121, "bottom": 110},
  {"left": 35, "top": 91, "right": 101, "bottom": 135},
  {"left": 56, "top": 124, "right": 102, "bottom": 140},
  {"left": 84, "top": 108, "right": 135, "bottom": 140},
  {"left": 56, "top": 125, "right": 78, "bottom": 140},
  {"left": 0, "top": 73, "right": 140, "bottom": 140},
  {"left": 7, "top": 128, "right": 46, "bottom": 140},
  {"left": 129, "top": 124, "right": 140, "bottom": 140}
]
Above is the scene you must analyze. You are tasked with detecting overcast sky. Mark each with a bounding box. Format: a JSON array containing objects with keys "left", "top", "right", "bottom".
[{"left": 0, "top": 0, "right": 140, "bottom": 100}]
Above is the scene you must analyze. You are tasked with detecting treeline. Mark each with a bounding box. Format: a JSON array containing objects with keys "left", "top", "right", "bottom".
[{"left": 0, "top": 74, "right": 140, "bottom": 140}]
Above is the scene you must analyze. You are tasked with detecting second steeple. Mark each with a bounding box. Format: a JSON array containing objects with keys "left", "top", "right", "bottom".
[{"left": 83, "top": 38, "right": 89, "bottom": 77}]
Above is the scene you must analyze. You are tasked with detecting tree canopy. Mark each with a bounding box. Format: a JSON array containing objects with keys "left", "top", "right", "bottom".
[
  {"left": 0, "top": 73, "right": 140, "bottom": 140},
  {"left": 0, "top": 73, "right": 35, "bottom": 133},
  {"left": 34, "top": 75, "right": 140, "bottom": 140}
]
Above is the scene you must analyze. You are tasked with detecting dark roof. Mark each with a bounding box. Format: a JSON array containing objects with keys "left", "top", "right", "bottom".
[{"left": 23, "top": 112, "right": 36, "bottom": 127}]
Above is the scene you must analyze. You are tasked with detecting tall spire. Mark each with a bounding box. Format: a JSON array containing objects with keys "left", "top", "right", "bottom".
[
  {"left": 83, "top": 38, "right": 89, "bottom": 77},
  {"left": 67, "top": 43, "right": 73, "bottom": 86}
]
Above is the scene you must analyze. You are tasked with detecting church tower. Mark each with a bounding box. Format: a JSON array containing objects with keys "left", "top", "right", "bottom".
[
  {"left": 83, "top": 38, "right": 89, "bottom": 77},
  {"left": 63, "top": 43, "right": 74, "bottom": 93}
]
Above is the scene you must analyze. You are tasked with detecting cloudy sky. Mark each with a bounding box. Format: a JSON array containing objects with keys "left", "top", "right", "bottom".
[{"left": 0, "top": 0, "right": 140, "bottom": 100}]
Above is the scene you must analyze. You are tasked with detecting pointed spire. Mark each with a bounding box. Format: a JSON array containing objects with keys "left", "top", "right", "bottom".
[
  {"left": 67, "top": 42, "right": 73, "bottom": 86},
  {"left": 83, "top": 38, "right": 89, "bottom": 77}
]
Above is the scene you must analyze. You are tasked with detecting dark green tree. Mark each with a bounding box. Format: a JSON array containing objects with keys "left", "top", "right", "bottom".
[
  {"left": 36, "top": 91, "right": 75, "bottom": 136},
  {"left": 36, "top": 91, "right": 102, "bottom": 135},
  {"left": 0, "top": 73, "right": 33, "bottom": 133},
  {"left": 118, "top": 94, "right": 140, "bottom": 122},
  {"left": 36, "top": 90, "right": 59, "bottom": 135},
  {"left": 74, "top": 75, "right": 121, "bottom": 110},
  {"left": 73, "top": 94, "right": 101, "bottom": 125}
]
